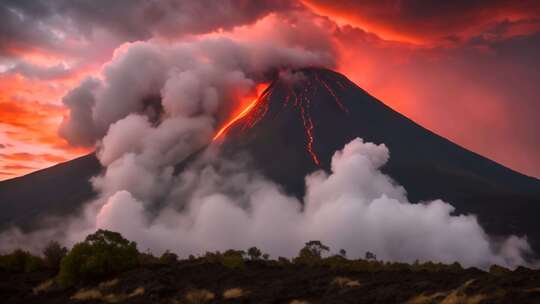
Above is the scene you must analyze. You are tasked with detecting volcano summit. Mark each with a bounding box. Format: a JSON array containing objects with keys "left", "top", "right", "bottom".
[{"left": 1, "top": 68, "right": 540, "bottom": 253}]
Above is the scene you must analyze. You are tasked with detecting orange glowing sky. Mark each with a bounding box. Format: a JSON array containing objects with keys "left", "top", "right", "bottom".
[{"left": 1, "top": 0, "right": 540, "bottom": 180}]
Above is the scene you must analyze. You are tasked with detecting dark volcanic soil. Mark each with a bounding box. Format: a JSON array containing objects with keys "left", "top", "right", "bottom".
[{"left": 3, "top": 260, "right": 540, "bottom": 304}]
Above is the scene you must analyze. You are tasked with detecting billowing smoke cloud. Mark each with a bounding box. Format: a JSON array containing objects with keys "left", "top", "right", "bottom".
[
  {"left": 0, "top": 137, "right": 531, "bottom": 268},
  {"left": 59, "top": 15, "right": 336, "bottom": 146},
  {"left": 91, "top": 137, "right": 531, "bottom": 268}
]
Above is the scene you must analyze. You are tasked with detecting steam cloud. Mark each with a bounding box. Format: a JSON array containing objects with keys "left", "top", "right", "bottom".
[
  {"left": 91, "top": 137, "right": 530, "bottom": 268},
  {"left": 0, "top": 8, "right": 534, "bottom": 269},
  {"left": 0, "top": 135, "right": 531, "bottom": 268}
]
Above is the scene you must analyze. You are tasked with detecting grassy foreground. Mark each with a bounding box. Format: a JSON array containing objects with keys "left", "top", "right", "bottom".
[{"left": 1, "top": 230, "right": 539, "bottom": 304}]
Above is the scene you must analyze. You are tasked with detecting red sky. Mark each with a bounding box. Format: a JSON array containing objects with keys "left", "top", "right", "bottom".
[{"left": 1, "top": 0, "right": 539, "bottom": 180}]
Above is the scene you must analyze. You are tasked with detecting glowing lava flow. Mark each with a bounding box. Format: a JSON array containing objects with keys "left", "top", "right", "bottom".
[
  {"left": 213, "top": 98, "right": 259, "bottom": 140},
  {"left": 212, "top": 71, "right": 349, "bottom": 167},
  {"left": 316, "top": 74, "right": 348, "bottom": 114},
  {"left": 299, "top": 83, "right": 321, "bottom": 166},
  {"left": 213, "top": 84, "right": 269, "bottom": 140}
]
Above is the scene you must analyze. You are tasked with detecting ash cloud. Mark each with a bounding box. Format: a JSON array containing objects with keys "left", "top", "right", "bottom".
[
  {"left": 304, "top": 0, "right": 540, "bottom": 42},
  {"left": 0, "top": 0, "right": 296, "bottom": 58},
  {"left": 0, "top": 60, "right": 75, "bottom": 80},
  {"left": 58, "top": 14, "right": 336, "bottom": 147}
]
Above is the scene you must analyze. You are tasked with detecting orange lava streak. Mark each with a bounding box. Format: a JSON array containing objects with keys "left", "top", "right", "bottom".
[
  {"left": 298, "top": 82, "right": 321, "bottom": 166},
  {"left": 213, "top": 97, "right": 260, "bottom": 140},
  {"left": 213, "top": 83, "right": 269, "bottom": 140},
  {"left": 317, "top": 75, "right": 349, "bottom": 114}
]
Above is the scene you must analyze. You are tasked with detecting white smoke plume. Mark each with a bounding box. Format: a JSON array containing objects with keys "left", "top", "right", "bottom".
[{"left": 88, "top": 138, "right": 531, "bottom": 268}]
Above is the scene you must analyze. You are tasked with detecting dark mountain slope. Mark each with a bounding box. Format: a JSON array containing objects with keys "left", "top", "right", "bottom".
[{"left": 0, "top": 154, "right": 100, "bottom": 230}]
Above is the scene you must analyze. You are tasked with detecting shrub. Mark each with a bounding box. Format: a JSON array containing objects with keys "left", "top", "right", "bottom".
[
  {"left": 138, "top": 252, "right": 159, "bottom": 265},
  {"left": 159, "top": 250, "right": 178, "bottom": 264},
  {"left": 58, "top": 229, "right": 139, "bottom": 287},
  {"left": 222, "top": 250, "right": 245, "bottom": 270},
  {"left": 278, "top": 257, "right": 290, "bottom": 265},
  {"left": 223, "top": 288, "right": 244, "bottom": 299},
  {"left": 43, "top": 241, "right": 68, "bottom": 271},
  {"left": 185, "top": 289, "right": 215, "bottom": 304},
  {"left": 322, "top": 255, "right": 348, "bottom": 269},
  {"left": 489, "top": 264, "right": 510, "bottom": 276},
  {"left": 294, "top": 240, "right": 329, "bottom": 264},
  {"left": 449, "top": 261, "right": 463, "bottom": 272},
  {"left": 332, "top": 277, "right": 361, "bottom": 288},
  {"left": 25, "top": 254, "right": 44, "bottom": 272},
  {"left": 0, "top": 249, "right": 44, "bottom": 272},
  {"left": 202, "top": 251, "right": 221, "bottom": 264}
]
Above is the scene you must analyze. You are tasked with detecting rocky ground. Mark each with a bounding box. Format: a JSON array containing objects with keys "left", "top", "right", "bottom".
[{"left": 2, "top": 259, "right": 540, "bottom": 304}]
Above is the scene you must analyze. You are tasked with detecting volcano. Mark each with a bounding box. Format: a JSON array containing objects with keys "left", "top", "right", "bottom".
[
  {"left": 218, "top": 68, "right": 540, "bottom": 251},
  {"left": 1, "top": 68, "right": 540, "bottom": 251}
]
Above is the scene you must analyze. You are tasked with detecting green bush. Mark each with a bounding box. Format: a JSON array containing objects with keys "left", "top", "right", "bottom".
[
  {"left": 58, "top": 229, "right": 139, "bottom": 287},
  {"left": 0, "top": 249, "right": 44, "bottom": 273},
  {"left": 201, "top": 250, "right": 246, "bottom": 269},
  {"left": 294, "top": 240, "right": 330, "bottom": 265},
  {"left": 138, "top": 252, "right": 159, "bottom": 265},
  {"left": 221, "top": 250, "right": 245, "bottom": 270}
]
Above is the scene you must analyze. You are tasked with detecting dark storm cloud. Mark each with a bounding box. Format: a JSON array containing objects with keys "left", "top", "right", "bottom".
[
  {"left": 0, "top": 1, "right": 64, "bottom": 57},
  {"left": 304, "top": 0, "right": 540, "bottom": 42},
  {"left": 58, "top": 0, "right": 296, "bottom": 39},
  {"left": 2, "top": 61, "right": 75, "bottom": 80},
  {"left": 0, "top": 0, "right": 296, "bottom": 58}
]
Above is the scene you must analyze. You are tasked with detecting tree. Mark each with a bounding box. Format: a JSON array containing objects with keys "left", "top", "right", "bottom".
[
  {"left": 43, "top": 241, "right": 68, "bottom": 271},
  {"left": 247, "top": 247, "right": 262, "bottom": 260},
  {"left": 58, "top": 229, "right": 139, "bottom": 287},
  {"left": 339, "top": 249, "right": 347, "bottom": 258},
  {"left": 301, "top": 241, "right": 330, "bottom": 258},
  {"left": 0, "top": 249, "right": 43, "bottom": 273},
  {"left": 365, "top": 251, "right": 377, "bottom": 261},
  {"left": 294, "top": 240, "right": 330, "bottom": 264}
]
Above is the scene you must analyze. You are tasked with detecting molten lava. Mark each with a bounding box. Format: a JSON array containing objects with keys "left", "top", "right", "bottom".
[{"left": 213, "top": 83, "right": 270, "bottom": 140}]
